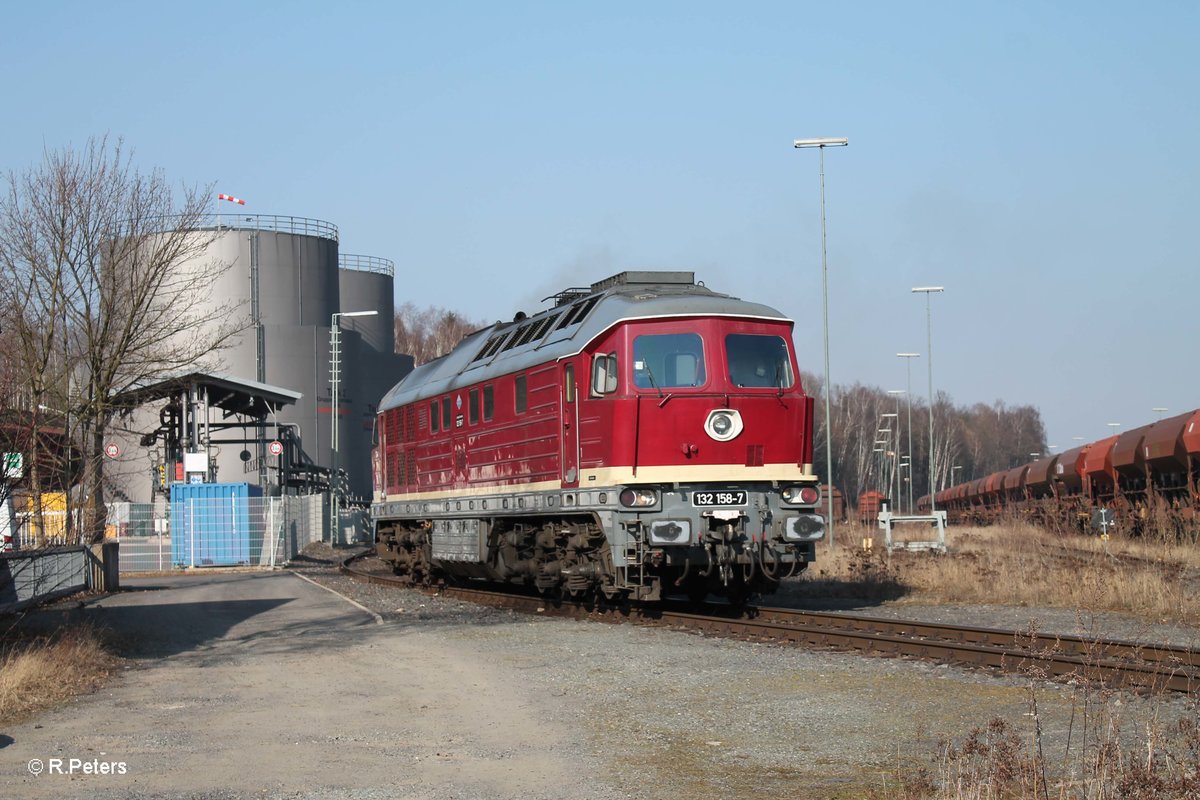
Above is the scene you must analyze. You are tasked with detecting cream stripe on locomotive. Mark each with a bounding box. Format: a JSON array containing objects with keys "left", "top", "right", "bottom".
[
  {"left": 579, "top": 463, "right": 817, "bottom": 485},
  {"left": 378, "top": 479, "right": 563, "bottom": 503},
  {"left": 377, "top": 463, "right": 816, "bottom": 505}
]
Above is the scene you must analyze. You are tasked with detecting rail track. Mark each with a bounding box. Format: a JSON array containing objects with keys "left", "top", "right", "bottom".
[{"left": 339, "top": 554, "right": 1199, "bottom": 694}]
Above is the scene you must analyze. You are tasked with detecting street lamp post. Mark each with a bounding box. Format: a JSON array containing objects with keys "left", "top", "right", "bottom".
[
  {"left": 896, "top": 353, "right": 919, "bottom": 513},
  {"left": 911, "top": 287, "right": 944, "bottom": 510},
  {"left": 794, "top": 137, "right": 848, "bottom": 547},
  {"left": 330, "top": 309, "right": 379, "bottom": 543}
]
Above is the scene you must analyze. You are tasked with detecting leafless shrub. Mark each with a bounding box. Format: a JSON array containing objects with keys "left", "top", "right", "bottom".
[{"left": 0, "top": 623, "right": 119, "bottom": 724}]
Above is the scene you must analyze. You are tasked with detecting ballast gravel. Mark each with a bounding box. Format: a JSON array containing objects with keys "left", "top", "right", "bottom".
[{"left": 291, "top": 547, "right": 1200, "bottom": 799}]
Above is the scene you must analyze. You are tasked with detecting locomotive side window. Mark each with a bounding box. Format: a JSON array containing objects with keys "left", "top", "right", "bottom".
[
  {"left": 441, "top": 397, "right": 451, "bottom": 430},
  {"left": 564, "top": 364, "right": 575, "bottom": 403},
  {"left": 591, "top": 353, "right": 617, "bottom": 396},
  {"left": 632, "top": 333, "right": 706, "bottom": 389},
  {"left": 469, "top": 388, "right": 479, "bottom": 424},
  {"left": 726, "top": 334, "right": 794, "bottom": 388},
  {"left": 483, "top": 384, "right": 494, "bottom": 420},
  {"left": 429, "top": 400, "right": 439, "bottom": 433},
  {"left": 515, "top": 375, "right": 527, "bottom": 413}
]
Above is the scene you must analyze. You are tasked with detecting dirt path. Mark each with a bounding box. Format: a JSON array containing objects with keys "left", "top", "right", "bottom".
[{"left": 0, "top": 572, "right": 608, "bottom": 800}]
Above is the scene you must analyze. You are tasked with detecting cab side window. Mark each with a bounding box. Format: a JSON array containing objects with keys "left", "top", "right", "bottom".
[{"left": 591, "top": 353, "right": 618, "bottom": 396}]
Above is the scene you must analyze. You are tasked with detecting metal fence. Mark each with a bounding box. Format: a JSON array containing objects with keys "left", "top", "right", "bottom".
[
  {"left": 3, "top": 494, "right": 370, "bottom": 573},
  {"left": 108, "top": 495, "right": 369, "bottom": 573},
  {"left": 0, "top": 547, "right": 90, "bottom": 614}
]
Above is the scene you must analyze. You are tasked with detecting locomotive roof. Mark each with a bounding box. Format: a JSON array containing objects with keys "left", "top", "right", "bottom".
[{"left": 379, "top": 272, "right": 790, "bottom": 411}]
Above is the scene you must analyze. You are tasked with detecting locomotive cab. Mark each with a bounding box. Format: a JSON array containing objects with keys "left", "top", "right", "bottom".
[{"left": 577, "top": 315, "right": 824, "bottom": 601}]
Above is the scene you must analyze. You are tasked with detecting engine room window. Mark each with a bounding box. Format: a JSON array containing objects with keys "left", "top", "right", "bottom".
[
  {"left": 469, "top": 388, "right": 479, "bottom": 424},
  {"left": 483, "top": 384, "right": 494, "bottom": 420},
  {"left": 632, "top": 333, "right": 706, "bottom": 389},
  {"left": 726, "top": 334, "right": 794, "bottom": 388},
  {"left": 441, "top": 397, "right": 451, "bottom": 430},
  {"left": 515, "top": 374, "right": 527, "bottom": 413},
  {"left": 591, "top": 353, "right": 617, "bottom": 396},
  {"left": 429, "top": 400, "right": 439, "bottom": 433},
  {"left": 564, "top": 364, "right": 575, "bottom": 403}
]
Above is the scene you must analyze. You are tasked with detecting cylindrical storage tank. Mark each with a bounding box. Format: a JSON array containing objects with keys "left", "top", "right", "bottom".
[
  {"left": 109, "top": 215, "right": 344, "bottom": 503},
  {"left": 338, "top": 255, "right": 396, "bottom": 354},
  {"left": 336, "top": 255, "right": 413, "bottom": 501},
  {"left": 212, "top": 219, "right": 341, "bottom": 500}
]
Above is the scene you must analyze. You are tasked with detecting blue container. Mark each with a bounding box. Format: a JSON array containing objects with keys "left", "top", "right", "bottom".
[{"left": 170, "top": 483, "right": 262, "bottom": 567}]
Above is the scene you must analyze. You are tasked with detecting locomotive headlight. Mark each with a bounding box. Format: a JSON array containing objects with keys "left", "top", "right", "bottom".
[
  {"left": 649, "top": 519, "right": 691, "bottom": 545},
  {"left": 783, "top": 514, "right": 826, "bottom": 542},
  {"left": 619, "top": 488, "right": 659, "bottom": 508},
  {"left": 704, "top": 409, "right": 743, "bottom": 442},
  {"left": 782, "top": 485, "right": 821, "bottom": 506}
]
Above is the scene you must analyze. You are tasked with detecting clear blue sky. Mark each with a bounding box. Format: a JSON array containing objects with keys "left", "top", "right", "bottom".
[{"left": 3, "top": 1, "right": 1196, "bottom": 449}]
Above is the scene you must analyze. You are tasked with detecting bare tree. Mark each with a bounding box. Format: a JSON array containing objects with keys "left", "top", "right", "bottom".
[
  {"left": 394, "top": 302, "right": 487, "bottom": 365},
  {"left": 0, "top": 137, "right": 243, "bottom": 542},
  {"left": 801, "top": 372, "right": 1046, "bottom": 508}
]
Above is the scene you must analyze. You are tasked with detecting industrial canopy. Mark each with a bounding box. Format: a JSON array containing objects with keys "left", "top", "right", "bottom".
[{"left": 111, "top": 372, "right": 302, "bottom": 420}]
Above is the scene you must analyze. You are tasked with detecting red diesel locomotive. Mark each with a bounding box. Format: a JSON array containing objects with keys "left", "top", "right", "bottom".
[{"left": 371, "top": 271, "right": 825, "bottom": 601}]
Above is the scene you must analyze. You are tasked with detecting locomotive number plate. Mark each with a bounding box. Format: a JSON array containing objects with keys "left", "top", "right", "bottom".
[{"left": 692, "top": 490, "right": 747, "bottom": 507}]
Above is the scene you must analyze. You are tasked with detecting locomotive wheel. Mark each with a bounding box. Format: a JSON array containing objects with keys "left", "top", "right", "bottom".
[
  {"left": 722, "top": 578, "right": 753, "bottom": 607},
  {"left": 682, "top": 577, "right": 711, "bottom": 605}
]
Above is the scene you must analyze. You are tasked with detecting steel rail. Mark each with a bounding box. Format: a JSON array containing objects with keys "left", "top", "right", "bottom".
[{"left": 337, "top": 556, "right": 1198, "bottom": 694}]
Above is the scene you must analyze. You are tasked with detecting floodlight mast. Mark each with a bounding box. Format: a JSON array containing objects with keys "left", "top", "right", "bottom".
[
  {"left": 911, "top": 287, "right": 944, "bottom": 510},
  {"left": 793, "top": 136, "right": 848, "bottom": 547}
]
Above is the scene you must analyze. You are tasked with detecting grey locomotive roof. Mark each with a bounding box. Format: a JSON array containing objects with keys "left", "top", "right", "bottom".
[{"left": 379, "top": 272, "right": 790, "bottom": 411}]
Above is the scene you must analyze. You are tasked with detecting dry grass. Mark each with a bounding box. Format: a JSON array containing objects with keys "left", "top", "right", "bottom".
[
  {"left": 798, "top": 521, "right": 1200, "bottom": 798},
  {"left": 0, "top": 624, "right": 121, "bottom": 725},
  {"left": 801, "top": 521, "right": 1200, "bottom": 626}
]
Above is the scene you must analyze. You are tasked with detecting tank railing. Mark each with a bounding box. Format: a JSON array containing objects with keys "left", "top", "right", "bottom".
[
  {"left": 195, "top": 213, "right": 340, "bottom": 243},
  {"left": 339, "top": 253, "right": 395, "bottom": 277}
]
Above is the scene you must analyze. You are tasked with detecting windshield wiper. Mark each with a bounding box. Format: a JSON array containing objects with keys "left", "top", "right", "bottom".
[{"left": 643, "top": 364, "right": 665, "bottom": 399}]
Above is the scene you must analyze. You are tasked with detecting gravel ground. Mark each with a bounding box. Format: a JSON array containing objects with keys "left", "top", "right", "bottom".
[{"left": 291, "top": 545, "right": 1200, "bottom": 798}]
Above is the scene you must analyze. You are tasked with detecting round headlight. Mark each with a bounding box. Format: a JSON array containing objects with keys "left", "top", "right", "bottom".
[
  {"left": 703, "top": 408, "right": 743, "bottom": 442},
  {"left": 619, "top": 488, "right": 659, "bottom": 507}
]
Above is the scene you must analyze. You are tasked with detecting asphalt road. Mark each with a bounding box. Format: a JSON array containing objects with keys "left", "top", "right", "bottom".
[{"left": 0, "top": 572, "right": 605, "bottom": 800}]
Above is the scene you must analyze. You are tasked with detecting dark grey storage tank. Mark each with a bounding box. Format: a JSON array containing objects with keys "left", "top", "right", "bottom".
[{"left": 338, "top": 255, "right": 396, "bottom": 353}]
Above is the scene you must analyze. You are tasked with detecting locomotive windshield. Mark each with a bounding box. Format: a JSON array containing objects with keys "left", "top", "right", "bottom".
[
  {"left": 632, "top": 333, "right": 706, "bottom": 389},
  {"left": 726, "top": 334, "right": 794, "bottom": 388}
]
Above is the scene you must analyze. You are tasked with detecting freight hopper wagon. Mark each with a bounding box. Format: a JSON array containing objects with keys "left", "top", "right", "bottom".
[
  {"left": 931, "top": 409, "right": 1200, "bottom": 532},
  {"left": 371, "top": 272, "right": 825, "bottom": 602}
]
